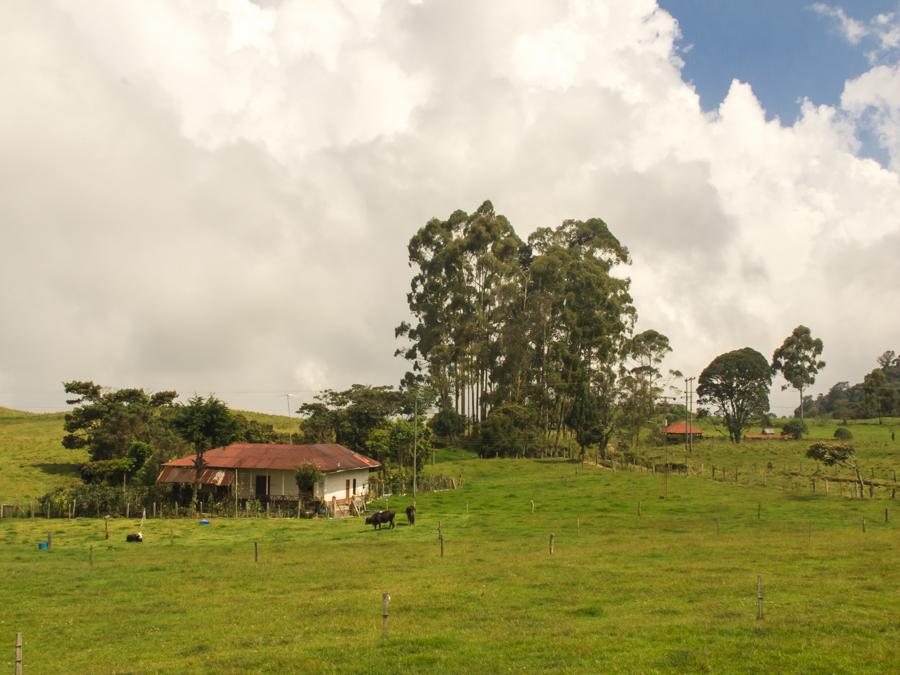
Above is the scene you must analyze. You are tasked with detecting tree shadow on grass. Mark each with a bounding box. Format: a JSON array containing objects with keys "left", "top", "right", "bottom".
[{"left": 34, "top": 462, "right": 80, "bottom": 477}]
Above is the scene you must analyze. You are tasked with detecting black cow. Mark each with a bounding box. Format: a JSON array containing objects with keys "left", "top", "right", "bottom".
[
  {"left": 126, "top": 532, "right": 143, "bottom": 543},
  {"left": 405, "top": 505, "right": 416, "bottom": 526},
  {"left": 365, "top": 510, "right": 395, "bottom": 530}
]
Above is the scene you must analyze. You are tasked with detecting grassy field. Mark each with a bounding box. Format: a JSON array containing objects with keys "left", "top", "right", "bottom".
[
  {"left": 1, "top": 410, "right": 898, "bottom": 672},
  {"left": 1, "top": 449, "right": 898, "bottom": 672},
  {"left": 0, "top": 408, "right": 86, "bottom": 504}
]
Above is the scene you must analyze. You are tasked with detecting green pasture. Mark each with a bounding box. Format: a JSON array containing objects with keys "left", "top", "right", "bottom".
[
  {"left": 0, "top": 408, "right": 86, "bottom": 504},
  {"left": 1, "top": 454, "right": 898, "bottom": 673}
]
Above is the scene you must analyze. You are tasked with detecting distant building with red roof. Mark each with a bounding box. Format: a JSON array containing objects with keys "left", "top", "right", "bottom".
[
  {"left": 664, "top": 420, "right": 704, "bottom": 443},
  {"left": 157, "top": 443, "right": 381, "bottom": 506}
]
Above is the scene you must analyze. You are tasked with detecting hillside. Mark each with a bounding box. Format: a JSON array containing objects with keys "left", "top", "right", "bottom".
[
  {"left": 0, "top": 408, "right": 85, "bottom": 503},
  {"left": 0, "top": 407, "right": 299, "bottom": 504}
]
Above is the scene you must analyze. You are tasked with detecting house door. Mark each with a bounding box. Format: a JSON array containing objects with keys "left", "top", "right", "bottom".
[
  {"left": 345, "top": 479, "right": 350, "bottom": 500},
  {"left": 255, "top": 474, "right": 269, "bottom": 500}
]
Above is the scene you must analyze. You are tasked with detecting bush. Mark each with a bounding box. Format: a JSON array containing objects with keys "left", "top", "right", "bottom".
[
  {"left": 476, "top": 404, "right": 540, "bottom": 457},
  {"left": 833, "top": 427, "right": 853, "bottom": 440},
  {"left": 781, "top": 419, "right": 808, "bottom": 440},
  {"left": 429, "top": 408, "right": 467, "bottom": 440}
]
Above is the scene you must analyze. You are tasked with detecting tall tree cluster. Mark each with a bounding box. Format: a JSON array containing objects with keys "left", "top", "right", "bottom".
[{"left": 396, "top": 201, "right": 671, "bottom": 457}]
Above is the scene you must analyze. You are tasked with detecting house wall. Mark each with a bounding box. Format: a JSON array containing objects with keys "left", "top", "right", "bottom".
[
  {"left": 322, "top": 469, "right": 371, "bottom": 503},
  {"left": 232, "top": 468, "right": 372, "bottom": 502}
]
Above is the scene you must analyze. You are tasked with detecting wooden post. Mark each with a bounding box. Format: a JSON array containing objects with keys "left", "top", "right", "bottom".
[
  {"left": 126, "top": 502, "right": 130, "bottom": 519},
  {"left": 266, "top": 502, "right": 270, "bottom": 518},
  {"left": 577, "top": 517, "right": 580, "bottom": 536},
  {"left": 757, "top": 503, "right": 761, "bottom": 520},
  {"left": 530, "top": 500, "right": 535, "bottom": 513},
  {"left": 169, "top": 529, "right": 174, "bottom": 546},
  {"left": 824, "top": 479, "right": 829, "bottom": 495},
  {"left": 153, "top": 502, "right": 157, "bottom": 519},
  {"left": 812, "top": 478, "right": 816, "bottom": 494},
  {"left": 885, "top": 508, "right": 889, "bottom": 524},
  {"left": 15, "top": 632, "right": 22, "bottom": 675},
  {"left": 104, "top": 517, "right": 109, "bottom": 540},
  {"left": 549, "top": 533, "right": 555, "bottom": 555},
  {"left": 254, "top": 542, "right": 259, "bottom": 563},
  {"left": 756, "top": 576, "right": 764, "bottom": 620},
  {"left": 89, "top": 545, "right": 94, "bottom": 568},
  {"left": 382, "top": 592, "right": 391, "bottom": 637},
  {"left": 30, "top": 500, "right": 33, "bottom": 520},
  {"left": 175, "top": 503, "right": 179, "bottom": 518},
  {"left": 712, "top": 466, "right": 716, "bottom": 479},
  {"left": 439, "top": 530, "right": 444, "bottom": 558},
  {"left": 638, "top": 501, "right": 642, "bottom": 517},
  {"left": 466, "top": 501, "right": 469, "bottom": 515},
  {"left": 861, "top": 517, "right": 866, "bottom": 533}
]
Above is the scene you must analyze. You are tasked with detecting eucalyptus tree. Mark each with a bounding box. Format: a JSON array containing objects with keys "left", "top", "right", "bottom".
[
  {"left": 398, "top": 201, "right": 523, "bottom": 425},
  {"left": 771, "top": 325, "right": 825, "bottom": 421},
  {"left": 619, "top": 330, "right": 673, "bottom": 448}
]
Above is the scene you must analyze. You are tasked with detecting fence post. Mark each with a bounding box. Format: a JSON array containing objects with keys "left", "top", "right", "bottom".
[
  {"left": 757, "top": 503, "right": 761, "bottom": 520},
  {"left": 89, "top": 545, "right": 94, "bottom": 568},
  {"left": 530, "top": 500, "right": 535, "bottom": 513},
  {"left": 885, "top": 508, "right": 889, "bottom": 524},
  {"left": 756, "top": 576, "right": 764, "bottom": 620},
  {"left": 862, "top": 517, "right": 866, "bottom": 533},
  {"left": 104, "top": 516, "right": 109, "bottom": 540},
  {"left": 15, "top": 632, "right": 22, "bottom": 675},
  {"left": 382, "top": 593, "right": 391, "bottom": 637},
  {"left": 638, "top": 501, "right": 642, "bottom": 517},
  {"left": 549, "top": 533, "right": 555, "bottom": 555},
  {"left": 254, "top": 542, "right": 259, "bottom": 562}
]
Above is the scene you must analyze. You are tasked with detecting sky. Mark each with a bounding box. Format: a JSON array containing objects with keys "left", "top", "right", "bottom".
[{"left": 1, "top": 0, "right": 899, "bottom": 417}]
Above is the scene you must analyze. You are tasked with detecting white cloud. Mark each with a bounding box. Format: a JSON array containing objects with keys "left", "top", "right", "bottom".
[
  {"left": 1, "top": 0, "right": 899, "bottom": 416},
  {"left": 812, "top": 3, "right": 900, "bottom": 62}
]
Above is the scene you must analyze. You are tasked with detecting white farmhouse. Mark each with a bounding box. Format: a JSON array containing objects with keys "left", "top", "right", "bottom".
[{"left": 157, "top": 443, "right": 381, "bottom": 507}]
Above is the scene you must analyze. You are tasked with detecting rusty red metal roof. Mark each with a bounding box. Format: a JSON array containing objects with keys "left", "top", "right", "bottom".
[
  {"left": 157, "top": 467, "right": 234, "bottom": 486},
  {"left": 162, "top": 443, "right": 382, "bottom": 473},
  {"left": 664, "top": 421, "right": 703, "bottom": 435}
]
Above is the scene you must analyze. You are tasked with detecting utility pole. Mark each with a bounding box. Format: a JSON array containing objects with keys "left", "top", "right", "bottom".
[
  {"left": 285, "top": 394, "right": 294, "bottom": 445},
  {"left": 412, "top": 391, "right": 418, "bottom": 497},
  {"left": 687, "top": 377, "right": 695, "bottom": 454},
  {"left": 684, "top": 379, "right": 690, "bottom": 453}
]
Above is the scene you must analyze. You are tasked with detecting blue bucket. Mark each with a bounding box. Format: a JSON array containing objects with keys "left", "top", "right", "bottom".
[
  {"left": 38, "top": 542, "right": 48, "bottom": 550},
  {"left": 199, "top": 518, "right": 210, "bottom": 525}
]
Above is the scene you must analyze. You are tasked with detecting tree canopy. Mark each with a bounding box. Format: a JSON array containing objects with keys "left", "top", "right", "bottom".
[
  {"left": 697, "top": 348, "right": 771, "bottom": 443},
  {"left": 771, "top": 325, "right": 825, "bottom": 421},
  {"left": 396, "top": 201, "right": 667, "bottom": 458}
]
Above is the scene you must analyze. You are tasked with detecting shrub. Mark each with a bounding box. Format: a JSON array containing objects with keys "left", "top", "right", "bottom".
[
  {"left": 833, "top": 427, "right": 853, "bottom": 440},
  {"left": 476, "top": 404, "right": 540, "bottom": 458},
  {"left": 781, "top": 419, "right": 808, "bottom": 440}
]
